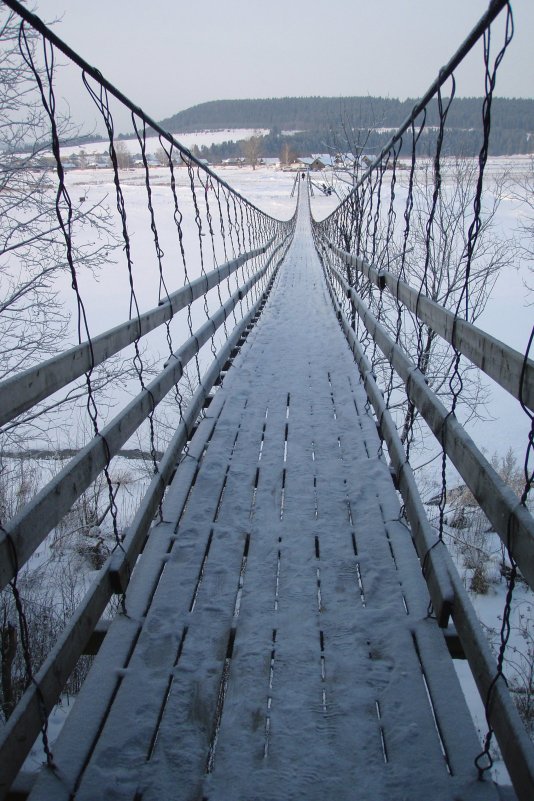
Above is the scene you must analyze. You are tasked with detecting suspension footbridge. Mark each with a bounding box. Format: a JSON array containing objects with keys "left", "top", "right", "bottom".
[{"left": 0, "top": 1, "right": 533, "bottom": 800}]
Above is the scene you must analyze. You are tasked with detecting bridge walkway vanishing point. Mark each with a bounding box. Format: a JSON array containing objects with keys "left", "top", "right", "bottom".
[{"left": 26, "top": 187, "right": 500, "bottom": 801}]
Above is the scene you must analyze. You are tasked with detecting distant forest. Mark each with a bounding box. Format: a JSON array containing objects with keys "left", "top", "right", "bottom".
[
  {"left": 158, "top": 96, "right": 534, "bottom": 160},
  {"left": 160, "top": 96, "right": 534, "bottom": 135}
]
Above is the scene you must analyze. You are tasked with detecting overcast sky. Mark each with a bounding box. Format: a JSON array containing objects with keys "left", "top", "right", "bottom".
[{"left": 31, "top": 0, "right": 534, "bottom": 133}]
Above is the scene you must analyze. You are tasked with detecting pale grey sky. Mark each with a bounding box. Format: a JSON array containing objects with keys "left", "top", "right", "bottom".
[{"left": 30, "top": 0, "right": 534, "bottom": 133}]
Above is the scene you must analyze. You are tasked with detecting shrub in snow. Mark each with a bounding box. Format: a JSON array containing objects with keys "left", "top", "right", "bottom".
[{"left": 470, "top": 563, "right": 490, "bottom": 595}]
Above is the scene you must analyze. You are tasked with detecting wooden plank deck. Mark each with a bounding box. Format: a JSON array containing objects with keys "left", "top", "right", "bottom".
[{"left": 28, "top": 188, "right": 500, "bottom": 801}]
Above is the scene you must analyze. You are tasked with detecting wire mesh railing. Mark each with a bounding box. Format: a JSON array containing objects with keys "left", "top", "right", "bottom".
[
  {"left": 0, "top": 0, "right": 295, "bottom": 793},
  {"left": 312, "top": 1, "right": 534, "bottom": 798}
]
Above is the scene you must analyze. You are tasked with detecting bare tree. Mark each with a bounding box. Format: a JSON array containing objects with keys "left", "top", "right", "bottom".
[
  {"left": 0, "top": 6, "right": 159, "bottom": 725},
  {"left": 384, "top": 159, "right": 514, "bottom": 444},
  {"left": 154, "top": 145, "right": 169, "bottom": 166},
  {"left": 242, "top": 135, "right": 262, "bottom": 170},
  {"left": 280, "top": 142, "right": 297, "bottom": 167},
  {"left": 323, "top": 105, "right": 378, "bottom": 201},
  {"left": 114, "top": 139, "right": 132, "bottom": 169},
  {"left": 508, "top": 157, "right": 534, "bottom": 297},
  {"left": 0, "top": 8, "right": 124, "bottom": 448}
]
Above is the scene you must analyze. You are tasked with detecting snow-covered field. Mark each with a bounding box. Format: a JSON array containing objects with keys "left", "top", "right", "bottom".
[{"left": 60, "top": 128, "right": 269, "bottom": 159}]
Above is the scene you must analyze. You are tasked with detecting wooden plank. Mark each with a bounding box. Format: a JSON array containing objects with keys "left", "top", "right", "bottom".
[
  {"left": 324, "top": 239, "right": 534, "bottom": 411},
  {"left": 0, "top": 293, "right": 270, "bottom": 800},
  {"left": 323, "top": 264, "right": 454, "bottom": 624},
  {"left": 23, "top": 394, "right": 227, "bottom": 801},
  {"left": 205, "top": 390, "right": 366, "bottom": 800},
  {"left": 0, "top": 568, "right": 113, "bottom": 800},
  {"left": 0, "top": 256, "right": 276, "bottom": 590},
  {"left": 1, "top": 277, "right": 283, "bottom": 801},
  {"left": 189, "top": 378, "right": 292, "bottom": 799},
  {"left": 0, "top": 239, "right": 280, "bottom": 427},
  {"left": 131, "top": 403, "right": 271, "bottom": 799},
  {"left": 448, "top": 567, "right": 534, "bottom": 801},
  {"left": 325, "top": 257, "right": 534, "bottom": 594},
  {"left": 309, "top": 400, "right": 461, "bottom": 796},
  {"left": 64, "top": 363, "right": 264, "bottom": 798},
  {"left": 24, "top": 293, "right": 283, "bottom": 801}
]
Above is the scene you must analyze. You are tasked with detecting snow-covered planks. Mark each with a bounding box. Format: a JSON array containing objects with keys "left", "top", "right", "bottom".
[{"left": 28, "top": 186, "right": 499, "bottom": 801}]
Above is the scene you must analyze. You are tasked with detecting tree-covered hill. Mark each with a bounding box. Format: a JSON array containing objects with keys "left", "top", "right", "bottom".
[
  {"left": 159, "top": 96, "right": 534, "bottom": 138},
  {"left": 158, "top": 96, "right": 533, "bottom": 159}
]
